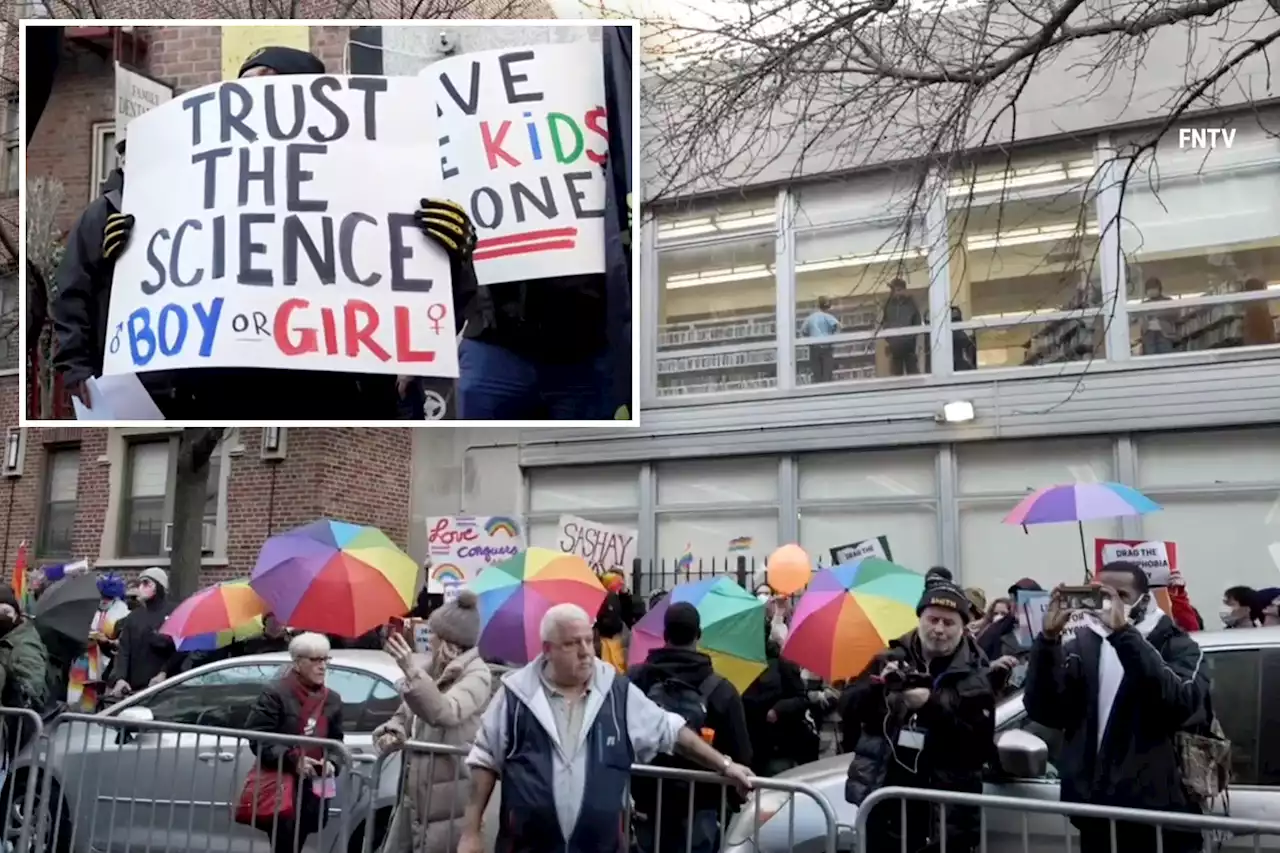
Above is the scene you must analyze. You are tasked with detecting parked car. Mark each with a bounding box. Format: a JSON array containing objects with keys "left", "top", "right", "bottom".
[
  {"left": 7, "top": 650, "right": 408, "bottom": 853},
  {"left": 724, "top": 627, "right": 1280, "bottom": 853}
]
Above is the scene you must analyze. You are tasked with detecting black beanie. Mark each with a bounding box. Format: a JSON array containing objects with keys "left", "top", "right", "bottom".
[
  {"left": 239, "top": 46, "right": 326, "bottom": 78},
  {"left": 917, "top": 582, "right": 970, "bottom": 617},
  {"left": 0, "top": 584, "right": 21, "bottom": 614}
]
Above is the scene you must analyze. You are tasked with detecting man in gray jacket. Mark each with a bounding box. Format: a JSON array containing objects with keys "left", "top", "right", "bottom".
[{"left": 457, "top": 604, "right": 753, "bottom": 853}]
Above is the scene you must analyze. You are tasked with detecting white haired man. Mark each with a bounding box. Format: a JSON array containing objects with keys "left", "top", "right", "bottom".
[{"left": 456, "top": 603, "right": 753, "bottom": 853}]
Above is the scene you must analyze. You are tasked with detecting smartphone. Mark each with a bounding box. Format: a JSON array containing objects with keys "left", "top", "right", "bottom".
[
  {"left": 1059, "top": 585, "right": 1104, "bottom": 611},
  {"left": 388, "top": 616, "right": 412, "bottom": 643}
]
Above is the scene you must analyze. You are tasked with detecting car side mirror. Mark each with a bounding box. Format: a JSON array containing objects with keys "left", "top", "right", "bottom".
[
  {"left": 117, "top": 706, "right": 154, "bottom": 724},
  {"left": 995, "top": 729, "right": 1048, "bottom": 778}
]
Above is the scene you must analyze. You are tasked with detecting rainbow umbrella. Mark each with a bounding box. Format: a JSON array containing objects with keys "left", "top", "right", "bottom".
[
  {"left": 161, "top": 579, "right": 268, "bottom": 652},
  {"left": 472, "top": 548, "right": 606, "bottom": 665},
  {"left": 628, "top": 577, "right": 766, "bottom": 692},
  {"left": 782, "top": 558, "right": 924, "bottom": 682},
  {"left": 1004, "top": 482, "right": 1162, "bottom": 579},
  {"left": 250, "top": 519, "right": 417, "bottom": 638}
]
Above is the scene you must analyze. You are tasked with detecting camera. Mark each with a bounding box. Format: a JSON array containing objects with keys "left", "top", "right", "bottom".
[{"left": 879, "top": 660, "right": 931, "bottom": 690}]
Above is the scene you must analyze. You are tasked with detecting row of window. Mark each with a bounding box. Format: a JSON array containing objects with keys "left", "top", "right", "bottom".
[
  {"left": 40, "top": 438, "right": 220, "bottom": 560},
  {"left": 653, "top": 122, "right": 1280, "bottom": 397}
]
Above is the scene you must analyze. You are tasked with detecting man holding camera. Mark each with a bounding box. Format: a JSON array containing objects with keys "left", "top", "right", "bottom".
[
  {"left": 1024, "top": 561, "right": 1210, "bottom": 853},
  {"left": 842, "top": 581, "right": 995, "bottom": 853}
]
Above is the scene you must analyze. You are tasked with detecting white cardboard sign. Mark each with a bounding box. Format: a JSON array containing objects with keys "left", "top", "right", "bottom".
[
  {"left": 424, "top": 44, "right": 608, "bottom": 286},
  {"left": 556, "top": 514, "right": 636, "bottom": 575},
  {"left": 106, "top": 75, "right": 456, "bottom": 378}
]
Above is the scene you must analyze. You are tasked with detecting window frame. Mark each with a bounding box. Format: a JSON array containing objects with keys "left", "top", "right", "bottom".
[
  {"left": 116, "top": 433, "right": 228, "bottom": 560},
  {"left": 2, "top": 97, "right": 17, "bottom": 195},
  {"left": 90, "top": 121, "right": 118, "bottom": 201},
  {"left": 37, "top": 445, "right": 80, "bottom": 559}
]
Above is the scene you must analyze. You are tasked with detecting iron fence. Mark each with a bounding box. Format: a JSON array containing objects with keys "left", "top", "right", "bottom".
[
  {"left": 630, "top": 556, "right": 763, "bottom": 597},
  {"left": 854, "top": 786, "right": 1280, "bottom": 853},
  {"left": 23, "top": 713, "right": 358, "bottom": 853},
  {"left": 361, "top": 738, "right": 840, "bottom": 853},
  {"left": 0, "top": 708, "right": 43, "bottom": 853}
]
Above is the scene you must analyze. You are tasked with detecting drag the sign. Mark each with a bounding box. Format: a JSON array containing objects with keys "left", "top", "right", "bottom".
[
  {"left": 104, "top": 75, "right": 456, "bottom": 377},
  {"left": 425, "top": 44, "right": 608, "bottom": 286}
]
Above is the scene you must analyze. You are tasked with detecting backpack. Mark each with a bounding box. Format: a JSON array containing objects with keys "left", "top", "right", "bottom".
[{"left": 646, "top": 673, "right": 721, "bottom": 733}]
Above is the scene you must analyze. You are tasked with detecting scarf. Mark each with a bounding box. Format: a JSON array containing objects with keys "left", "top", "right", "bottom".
[
  {"left": 68, "top": 599, "right": 131, "bottom": 712},
  {"left": 284, "top": 670, "right": 331, "bottom": 760},
  {"left": 1085, "top": 599, "right": 1165, "bottom": 751}
]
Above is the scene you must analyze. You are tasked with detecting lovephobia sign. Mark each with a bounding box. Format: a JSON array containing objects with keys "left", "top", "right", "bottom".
[
  {"left": 106, "top": 75, "right": 456, "bottom": 377},
  {"left": 106, "top": 44, "right": 615, "bottom": 377},
  {"left": 424, "top": 44, "right": 609, "bottom": 286}
]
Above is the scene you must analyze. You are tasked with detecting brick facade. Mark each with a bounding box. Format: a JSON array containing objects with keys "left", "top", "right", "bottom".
[{"left": 0, "top": 375, "right": 414, "bottom": 588}]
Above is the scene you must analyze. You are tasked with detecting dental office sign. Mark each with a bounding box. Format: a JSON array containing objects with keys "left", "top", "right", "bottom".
[{"left": 114, "top": 63, "right": 173, "bottom": 135}]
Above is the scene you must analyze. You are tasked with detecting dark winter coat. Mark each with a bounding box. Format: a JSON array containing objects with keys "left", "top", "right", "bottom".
[
  {"left": 1023, "top": 616, "right": 1208, "bottom": 824},
  {"left": 113, "top": 595, "right": 180, "bottom": 691},
  {"left": 466, "top": 273, "right": 607, "bottom": 363},
  {"left": 627, "top": 646, "right": 752, "bottom": 813},
  {"left": 244, "top": 674, "right": 345, "bottom": 772},
  {"left": 742, "top": 650, "right": 814, "bottom": 770},
  {"left": 842, "top": 630, "right": 995, "bottom": 843},
  {"left": 0, "top": 620, "right": 50, "bottom": 712}
]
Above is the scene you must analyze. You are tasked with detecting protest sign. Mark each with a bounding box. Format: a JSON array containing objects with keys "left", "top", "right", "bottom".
[
  {"left": 426, "top": 515, "right": 524, "bottom": 592},
  {"left": 557, "top": 514, "right": 636, "bottom": 575},
  {"left": 1094, "top": 538, "right": 1177, "bottom": 587},
  {"left": 425, "top": 44, "right": 608, "bottom": 286},
  {"left": 105, "top": 75, "right": 456, "bottom": 378},
  {"left": 114, "top": 63, "right": 173, "bottom": 137},
  {"left": 829, "top": 535, "right": 893, "bottom": 566}
]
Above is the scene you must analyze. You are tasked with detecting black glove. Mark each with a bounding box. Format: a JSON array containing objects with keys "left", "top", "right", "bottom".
[
  {"left": 414, "top": 198, "right": 476, "bottom": 260},
  {"left": 102, "top": 212, "right": 135, "bottom": 261}
]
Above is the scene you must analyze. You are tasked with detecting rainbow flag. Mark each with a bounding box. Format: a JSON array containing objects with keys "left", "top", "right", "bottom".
[
  {"left": 675, "top": 543, "right": 694, "bottom": 574},
  {"left": 12, "top": 541, "right": 30, "bottom": 611}
]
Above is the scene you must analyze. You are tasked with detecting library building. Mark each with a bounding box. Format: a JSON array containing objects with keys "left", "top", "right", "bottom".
[{"left": 426, "top": 102, "right": 1280, "bottom": 621}]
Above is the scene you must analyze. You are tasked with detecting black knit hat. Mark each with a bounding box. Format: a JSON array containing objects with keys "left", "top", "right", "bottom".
[
  {"left": 917, "top": 582, "right": 970, "bottom": 617},
  {"left": 239, "top": 46, "right": 325, "bottom": 78},
  {"left": 664, "top": 601, "right": 701, "bottom": 646},
  {"left": 0, "top": 584, "right": 21, "bottom": 614}
]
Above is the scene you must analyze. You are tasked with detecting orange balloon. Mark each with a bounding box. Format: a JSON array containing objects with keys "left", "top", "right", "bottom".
[{"left": 766, "top": 544, "right": 812, "bottom": 596}]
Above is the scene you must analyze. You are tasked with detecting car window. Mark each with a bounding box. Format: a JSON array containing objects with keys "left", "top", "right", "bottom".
[
  {"left": 140, "top": 664, "right": 282, "bottom": 730},
  {"left": 1205, "top": 649, "right": 1261, "bottom": 785},
  {"left": 325, "top": 668, "right": 401, "bottom": 733}
]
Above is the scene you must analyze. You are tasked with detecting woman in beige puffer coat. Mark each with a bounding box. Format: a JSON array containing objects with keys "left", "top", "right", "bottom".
[{"left": 375, "top": 590, "right": 492, "bottom": 853}]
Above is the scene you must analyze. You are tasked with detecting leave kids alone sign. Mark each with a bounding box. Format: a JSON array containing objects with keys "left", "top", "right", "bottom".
[{"left": 106, "top": 43, "right": 613, "bottom": 380}]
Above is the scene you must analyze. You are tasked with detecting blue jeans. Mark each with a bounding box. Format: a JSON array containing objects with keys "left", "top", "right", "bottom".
[
  {"left": 457, "top": 338, "right": 611, "bottom": 420},
  {"left": 632, "top": 809, "right": 720, "bottom": 853}
]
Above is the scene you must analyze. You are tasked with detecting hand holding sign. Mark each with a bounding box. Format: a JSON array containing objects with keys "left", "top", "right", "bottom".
[
  {"left": 415, "top": 198, "right": 477, "bottom": 260},
  {"left": 103, "top": 213, "right": 135, "bottom": 261}
]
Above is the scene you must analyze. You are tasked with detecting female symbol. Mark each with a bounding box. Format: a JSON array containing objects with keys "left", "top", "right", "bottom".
[{"left": 426, "top": 303, "right": 448, "bottom": 335}]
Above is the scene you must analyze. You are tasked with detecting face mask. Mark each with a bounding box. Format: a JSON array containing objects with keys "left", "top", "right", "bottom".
[{"left": 1219, "top": 607, "right": 1237, "bottom": 625}]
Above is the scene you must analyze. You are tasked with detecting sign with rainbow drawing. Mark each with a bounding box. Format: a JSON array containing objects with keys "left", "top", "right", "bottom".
[{"left": 426, "top": 515, "right": 525, "bottom": 593}]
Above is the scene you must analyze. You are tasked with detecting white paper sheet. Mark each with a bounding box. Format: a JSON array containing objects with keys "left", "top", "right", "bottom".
[{"left": 72, "top": 375, "right": 166, "bottom": 421}]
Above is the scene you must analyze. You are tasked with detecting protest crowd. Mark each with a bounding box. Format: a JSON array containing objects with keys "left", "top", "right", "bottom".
[{"left": 0, "top": 534, "right": 1269, "bottom": 853}]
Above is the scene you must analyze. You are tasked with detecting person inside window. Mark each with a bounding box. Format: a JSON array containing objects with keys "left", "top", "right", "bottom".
[
  {"left": 882, "top": 278, "right": 922, "bottom": 375},
  {"left": 800, "top": 296, "right": 841, "bottom": 383}
]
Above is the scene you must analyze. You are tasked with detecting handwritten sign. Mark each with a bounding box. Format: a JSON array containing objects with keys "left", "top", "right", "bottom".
[
  {"left": 1094, "top": 538, "right": 1177, "bottom": 587},
  {"left": 829, "top": 535, "right": 893, "bottom": 566},
  {"left": 426, "top": 515, "right": 524, "bottom": 592},
  {"left": 105, "top": 75, "right": 457, "bottom": 378},
  {"left": 556, "top": 514, "right": 636, "bottom": 575},
  {"left": 426, "top": 44, "right": 608, "bottom": 286}
]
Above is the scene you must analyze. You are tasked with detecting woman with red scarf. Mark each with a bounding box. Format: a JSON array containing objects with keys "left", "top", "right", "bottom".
[{"left": 243, "top": 632, "right": 345, "bottom": 853}]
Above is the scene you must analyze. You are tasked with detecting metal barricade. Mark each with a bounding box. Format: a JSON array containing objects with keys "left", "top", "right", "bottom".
[
  {"left": 27, "top": 713, "right": 355, "bottom": 853},
  {"left": 357, "top": 740, "right": 841, "bottom": 853},
  {"left": 0, "top": 708, "right": 44, "bottom": 853},
  {"left": 855, "top": 786, "right": 1280, "bottom": 853}
]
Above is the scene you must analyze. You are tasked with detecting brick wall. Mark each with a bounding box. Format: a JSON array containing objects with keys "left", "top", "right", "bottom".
[{"left": 0, "top": 378, "right": 414, "bottom": 591}]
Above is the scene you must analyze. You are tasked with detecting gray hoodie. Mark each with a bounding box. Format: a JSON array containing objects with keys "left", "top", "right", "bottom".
[{"left": 466, "top": 656, "right": 685, "bottom": 842}]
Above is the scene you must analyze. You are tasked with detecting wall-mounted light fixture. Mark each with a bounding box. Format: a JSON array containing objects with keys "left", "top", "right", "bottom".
[
  {"left": 3, "top": 429, "right": 22, "bottom": 477},
  {"left": 939, "top": 401, "right": 976, "bottom": 424}
]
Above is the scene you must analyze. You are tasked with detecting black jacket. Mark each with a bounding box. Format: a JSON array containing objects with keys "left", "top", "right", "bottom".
[
  {"left": 742, "top": 652, "right": 814, "bottom": 769},
  {"left": 113, "top": 595, "right": 180, "bottom": 690},
  {"left": 627, "top": 647, "right": 752, "bottom": 813},
  {"left": 842, "top": 630, "right": 994, "bottom": 840},
  {"left": 465, "top": 273, "right": 606, "bottom": 363},
  {"left": 244, "top": 675, "right": 345, "bottom": 773},
  {"left": 1023, "top": 616, "right": 1208, "bottom": 818},
  {"left": 51, "top": 168, "right": 122, "bottom": 388}
]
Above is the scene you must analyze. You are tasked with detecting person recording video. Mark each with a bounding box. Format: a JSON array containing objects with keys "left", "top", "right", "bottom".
[{"left": 840, "top": 580, "right": 995, "bottom": 853}]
